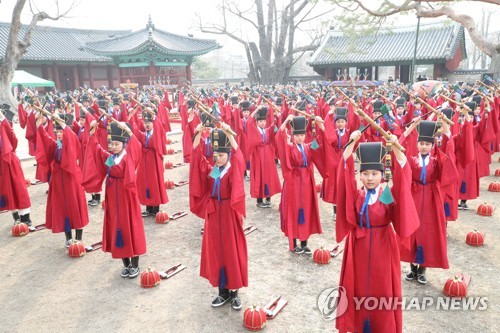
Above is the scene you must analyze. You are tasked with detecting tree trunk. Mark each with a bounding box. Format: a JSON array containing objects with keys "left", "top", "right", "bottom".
[
  {"left": 0, "top": 65, "right": 19, "bottom": 112},
  {"left": 489, "top": 50, "right": 500, "bottom": 79}
]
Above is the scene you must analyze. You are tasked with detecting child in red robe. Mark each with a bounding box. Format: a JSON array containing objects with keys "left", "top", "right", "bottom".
[
  {"left": 276, "top": 115, "right": 324, "bottom": 254},
  {"left": 88, "top": 120, "right": 146, "bottom": 279},
  {"left": 322, "top": 107, "right": 352, "bottom": 219},
  {"left": 0, "top": 104, "right": 34, "bottom": 230},
  {"left": 132, "top": 108, "right": 168, "bottom": 217},
  {"left": 189, "top": 123, "right": 247, "bottom": 311},
  {"left": 400, "top": 118, "right": 454, "bottom": 284},
  {"left": 247, "top": 106, "right": 281, "bottom": 208},
  {"left": 335, "top": 133, "right": 419, "bottom": 333},
  {"left": 36, "top": 113, "right": 89, "bottom": 247}
]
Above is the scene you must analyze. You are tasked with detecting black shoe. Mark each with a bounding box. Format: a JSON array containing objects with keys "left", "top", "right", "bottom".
[
  {"left": 417, "top": 267, "right": 427, "bottom": 285},
  {"left": 211, "top": 288, "right": 230, "bottom": 307},
  {"left": 230, "top": 290, "right": 242, "bottom": 311},
  {"left": 128, "top": 267, "right": 140, "bottom": 279},
  {"left": 462, "top": 202, "right": 469, "bottom": 210},
  {"left": 141, "top": 211, "right": 150, "bottom": 217},
  {"left": 264, "top": 200, "right": 271, "bottom": 208},
  {"left": 458, "top": 202, "right": 463, "bottom": 210},
  {"left": 291, "top": 246, "right": 304, "bottom": 254},
  {"left": 405, "top": 264, "right": 418, "bottom": 281},
  {"left": 89, "top": 200, "right": 99, "bottom": 207},
  {"left": 302, "top": 246, "right": 312, "bottom": 255},
  {"left": 256, "top": 202, "right": 267, "bottom": 208}
]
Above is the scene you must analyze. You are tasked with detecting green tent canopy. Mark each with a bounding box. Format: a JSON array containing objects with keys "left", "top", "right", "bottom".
[{"left": 11, "top": 70, "right": 55, "bottom": 87}]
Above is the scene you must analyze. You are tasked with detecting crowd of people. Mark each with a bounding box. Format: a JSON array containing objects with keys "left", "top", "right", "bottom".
[{"left": 0, "top": 78, "right": 498, "bottom": 332}]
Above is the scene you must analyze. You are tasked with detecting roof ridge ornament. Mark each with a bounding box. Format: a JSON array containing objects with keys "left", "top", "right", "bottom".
[{"left": 146, "top": 15, "right": 155, "bottom": 31}]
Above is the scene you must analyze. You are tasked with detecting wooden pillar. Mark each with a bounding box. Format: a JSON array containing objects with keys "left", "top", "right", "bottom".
[
  {"left": 77, "top": 65, "right": 83, "bottom": 89},
  {"left": 73, "top": 66, "right": 79, "bottom": 90},
  {"left": 116, "top": 65, "right": 122, "bottom": 85},
  {"left": 53, "top": 64, "right": 60, "bottom": 90},
  {"left": 149, "top": 61, "right": 155, "bottom": 80},
  {"left": 186, "top": 65, "right": 192, "bottom": 83},
  {"left": 374, "top": 66, "right": 379, "bottom": 81},
  {"left": 106, "top": 65, "right": 113, "bottom": 89},
  {"left": 87, "top": 62, "right": 94, "bottom": 88},
  {"left": 395, "top": 65, "right": 400, "bottom": 81}
]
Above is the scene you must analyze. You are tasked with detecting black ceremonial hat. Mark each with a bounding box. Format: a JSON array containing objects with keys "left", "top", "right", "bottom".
[
  {"left": 335, "top": 107, "right": 348, "bottom": 121},
  {"left": 441, "top": 107, "right": 454, "bottom": 120},
  {"left": 1, "top": 104, "right": 15, "bottom": 123},
  {"left": 241, "top": 101, "right": 251, "bottom": 111},
  {"left": 200, "top": 112, "right": 215, "bottom": 128},
  {"left": 290, "top": 116, "right": 307, "bottom": 135},
  {"left": 395, "top": 97, "right": 406, "bottom": 108},
  {"left": 417, "top": 120, "right": 439, "bottom": 143},
  {"left": 210, "top": 128, "right": 231, "bottom": 153},
  {"left": 54, "top": 113, "right": 74, "bottom": 130},
  {"left": 356, "top": 142, "right": 386, "bottom": 172},
  {"left": 256, "top": 107, "right": 268, "bottom": 121},
  {"left": 230, "top": 96, "right": 239, "bottom": 105},
  {"left": 275, "top": 97, "right": 283, "bottom": 106},
  {"left": 472, "top": 95, "right": 482, "bottom": 107},
  {"left": 464, "top": 101, "right": 476, "bottom": 115},
  {"left": 373, "top": 100, "right": 383, "bottom": 112},
  {"left": 108, "top": 122, "right": 131, "bottom": 143}
]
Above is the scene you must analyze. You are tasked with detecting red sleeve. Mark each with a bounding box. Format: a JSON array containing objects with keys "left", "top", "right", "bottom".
[
  {"left": 36, "top": 124, "right": 56, "bottom": 168},
  {"left": 230, "top": 148, "right": 246, "bottom": 218},
  {"left": 81, "top": 135, "right": 106, "bottom": 193},
  {"left": 276, "top": 129, "right": 293, "bottom": 180},
  {"left": 189, "top": 144, "right": 211, "bottom": 218},
  {"left": 335, "top": 155, "right": 359, "bottom": 242},
  {"left": 61, "top": 127, "right": 81, "bottom": 177},
  {"left": 391, "top": 160, "right": 420, "bottom": 250},
  {"left": 0, "top": 120, "right": 15, "bottom": 164},
  {"left": 18, "top": 104, "right": 27, "bottom": 129}
]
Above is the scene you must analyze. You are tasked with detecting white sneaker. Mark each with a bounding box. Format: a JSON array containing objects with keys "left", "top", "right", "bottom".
[{"left": 65, "top": 239, "right": 73, "bottom": 248}]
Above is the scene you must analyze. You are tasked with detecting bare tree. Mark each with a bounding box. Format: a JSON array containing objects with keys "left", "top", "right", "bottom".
[
  {"left": 331, "top": 0, "right": 500, "bottom": 78},
  {"left": 0, "top": 0, "right": 75, "bottom": 113},
  {"left": 197, "top": 0, "right": 334, "bottom": 84}
]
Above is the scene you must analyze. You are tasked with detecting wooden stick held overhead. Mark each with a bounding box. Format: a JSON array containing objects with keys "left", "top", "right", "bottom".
[{"left": 355, "top": 108, "right": 406, "bottom": 152}]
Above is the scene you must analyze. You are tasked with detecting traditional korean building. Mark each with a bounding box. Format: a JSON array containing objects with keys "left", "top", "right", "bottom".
[
  {"left": 0, "top": 17, "right": 220, "bottom": 89},
  {"left": 308, "top": 22, "right": 466, "bottom": 83}
]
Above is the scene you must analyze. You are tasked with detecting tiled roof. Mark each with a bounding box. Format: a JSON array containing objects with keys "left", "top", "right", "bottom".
[
  {"left": 308, "top": 22, "right": 466, "bottom": 67},
  {"left": 85, "top": 25, "right": 221, "bottom": 57},
  {"left": 0, "top": 22, "right": 126, "bottom": 62}
]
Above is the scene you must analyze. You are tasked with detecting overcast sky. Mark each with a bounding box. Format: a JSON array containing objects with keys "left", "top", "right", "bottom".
[{"left": 0, "top": 0, "right": 498, "bottom": 56}]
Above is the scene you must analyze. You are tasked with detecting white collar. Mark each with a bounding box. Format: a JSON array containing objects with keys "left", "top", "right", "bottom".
[
  {"left": 417, "top": 153, "right": 430, "bottom": 167},
  {"left": 146, "top": 129, "right": 154, "bottom": 136},
  {"left": 338, "top": 129, "right": 345, "bottom": 136},
  {"left": 114, "top": 150, "right": 127, "bottom": 164},
  {"left": 219, "top": 161, "right": 231, "bottom": 179},
  {"left": 363, "top": 185, "right": 381, "bottom": 205}
]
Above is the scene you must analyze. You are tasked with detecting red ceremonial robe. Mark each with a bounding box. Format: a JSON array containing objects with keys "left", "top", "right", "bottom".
[
  {"left": 35, "top": 121, "right": 55, "bottom": 182},
  {"left": 400, "top": 149, "right": 455, "bottom": 269},
  {"left": 276, "top": 129, "right": 322, "bottom": 249},
  {"left": 457, "top": 117, "right": 490, "bottom": 200},
  {"left": 38, "top": 126, "right": 89, "bottom": 232},
  {"left": 133, "top": 118, "right": 169, "bottom": 206},
  {"left": 335, "top": 156, "right": 419, "bottom": 333},
  {"left": 247, "top": 117, "right": 281, "bottom": 198},
  {"left": 89, "top": 135, "right": 147, "bottom": 258},
  {"left": 189, "top": 145, "right": 248, "bottom": 290},
  {"left": 321, "top": 114, "right": 352, "bottom": 204},
  {"left": 0, "top": 119, "right": 31, "bottom": 211}
]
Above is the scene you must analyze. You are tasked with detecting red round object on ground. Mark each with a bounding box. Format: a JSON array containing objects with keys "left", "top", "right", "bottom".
[
  {"left": 243, "top": 305, "right": 267, "bottom": 331},
  {"left": 466, "top": 229, "right": 485, "bottom": 246},
  {"left": 11, "top": 223, "right": 29, "bottom": 236},
  {"left": 68, "top": 241, "right": 86, "bottom": 258},
  {"left": 477, "top": 203, "right": 494, "bottom": 216},
  {"left": 140, "top": 267, "right": 161, "bottom": 288},
  {"left": 165, "top": 180, "right": 175, "bottom": 189},
  {"left": 165, "top": 161, "right": 173, "bottom": 169},
  {"left": 443, "top": 275, "right": 467, "bottom": 298},
  {"left": 313, "top": 247, "right": 331, "bottom": 264},
  {"left": 155, "top": 212, "right": 170, "bottom": 224},
  {"left": 487, "top": 182, "right": 500, "bottom": 192}
]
